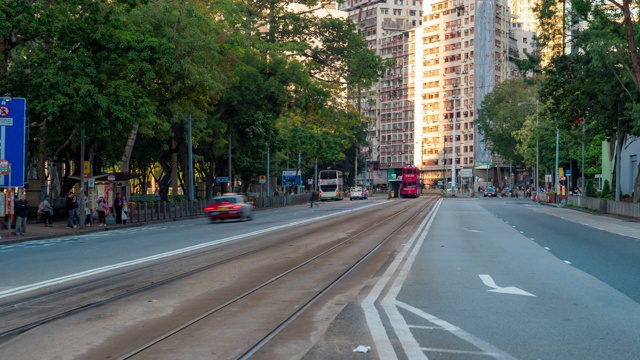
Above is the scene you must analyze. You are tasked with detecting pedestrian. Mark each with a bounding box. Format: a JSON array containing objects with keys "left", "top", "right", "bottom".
[
  {"left": 84, "top": 193, "right": 92, "bottom": 226},
  {"left": 15, "top": 193, "right": 29, "bottom": 236},
  {"left": 122, "top": 202, "right": 128, "bottom": 225},
  {"left": 42, "top": 195, "right": 53, "bottom": 227},
  {"left": 309, "top": 190, "right": 319, "bottom": 208},
  {"left": 97, "top": 196, "right": 107, "bottom": 227},
  {"left": 66, "top": 191, "right": 78, "bottom": 228},
  {"left": 113, "top": 193, "right": 123, "bottom": 224}
]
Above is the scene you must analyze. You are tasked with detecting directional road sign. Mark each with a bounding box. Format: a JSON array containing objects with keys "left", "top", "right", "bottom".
[
  {"left": 282, "top": 170, "right": 301, "bottom": 187},
  {"left": 216, "top": 177, "right": 230, "bottom": 183},
  {"left": 0, "top": 97, "right": 27, "bottom": 187}
]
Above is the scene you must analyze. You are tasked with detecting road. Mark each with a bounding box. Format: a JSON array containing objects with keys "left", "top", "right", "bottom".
[
  {"left": 1, "top": 196, "right": 640, "bottom": 359},
  {"left": 341, "top": 197, "right": 640, "bottom": 360}
]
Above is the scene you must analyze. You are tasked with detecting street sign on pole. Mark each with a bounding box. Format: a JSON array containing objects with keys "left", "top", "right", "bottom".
[
  {"left": 216, "top": 177, "right": 229, "bottom": 183},
  {"left": 0, "top": 96, "right": 27, "bottom": 187},
  {"left": 282, "top": 170, "right": 302, "bottom": 187}
]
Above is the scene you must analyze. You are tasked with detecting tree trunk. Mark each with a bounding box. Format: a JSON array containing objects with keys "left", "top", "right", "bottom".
[
  {"left": 619, "top": 0, "right": 640, "bottom": 91},
  {"left": 120, "top": 123, "right": 139, "bottom": 174}
]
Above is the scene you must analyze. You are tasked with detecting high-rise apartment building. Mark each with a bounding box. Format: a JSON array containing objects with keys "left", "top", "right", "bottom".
[
  {"left": 339, "top": 0, "right": 425, "bottom": 181},
  {"left": 410, "top": 0, "right": 510, "bottom": 188},
  {"left": 341, "top": 0, "right": 533, "bottom": 188}
]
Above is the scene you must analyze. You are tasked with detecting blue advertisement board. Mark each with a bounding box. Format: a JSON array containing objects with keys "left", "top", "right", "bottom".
[{"left": 0, "top": 97, "right": 27, "bottom": 187}]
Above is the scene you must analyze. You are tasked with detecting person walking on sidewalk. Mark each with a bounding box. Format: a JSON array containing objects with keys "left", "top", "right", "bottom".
[
  {"left": 97, "top": 196, "right": 107, "bottom": 227},
  {"left": 66, "top": 192, "right": 78, "bottom": 228},
  {"left": 15, "top": 193, "right": 29, "bottom": 236},
  {"left": 42, "top": 195, "right": 53, "bottom": 226}
]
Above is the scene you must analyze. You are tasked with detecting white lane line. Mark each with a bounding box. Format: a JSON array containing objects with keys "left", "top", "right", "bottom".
[
  {"left": 363, "top": 199, "right": 517, "bottom": 359},
  {"left": 421, "top": 347, "right": 503, "bottom": 356},
  {"left": 544, "top": 247, "right": 551, "bottom": 250},
  {"left": 0, "top": 202, "right": 387, "bottom": 299},
  {"left": 564, "top": 260, "right": 572, "bottom": 265},
  {"left": 530, "top": 238, "right": 535, "bottom": 241},
  {"left": 362, "top": 199, "right": 441, "bottom": 360},
  {"left": 396, "top": 302, "right": 517, "bottom": 360}
]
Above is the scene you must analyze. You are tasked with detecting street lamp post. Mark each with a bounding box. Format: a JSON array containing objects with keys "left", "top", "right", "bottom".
[{"left": 449, "top": 96, "right": 458, "bottom": 195}]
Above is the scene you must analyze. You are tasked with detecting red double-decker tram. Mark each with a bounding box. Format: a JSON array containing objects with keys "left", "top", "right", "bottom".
[{"left": 401, "top": 165, "right": 421, "bottom": 198}]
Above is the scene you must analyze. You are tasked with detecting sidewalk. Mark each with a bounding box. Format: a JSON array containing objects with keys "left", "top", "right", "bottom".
[
  {"left": 0, "top": 215, "right": 196, "bottom": 246},
  {"left": 0, "top": 221, "right": 131, "bottom": 245}
]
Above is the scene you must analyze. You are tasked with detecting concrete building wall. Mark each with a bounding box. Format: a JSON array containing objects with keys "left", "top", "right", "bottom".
[{"left": 621, "top": 136, "right": 640, "bottom": 197}]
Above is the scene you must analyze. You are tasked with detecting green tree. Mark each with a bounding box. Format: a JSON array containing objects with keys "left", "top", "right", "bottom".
[{"left": 475, "top": 78, "right": 540, "bottom": 166}]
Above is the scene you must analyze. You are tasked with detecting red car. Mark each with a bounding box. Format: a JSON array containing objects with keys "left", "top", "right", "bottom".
[{"left": 204, "top": 194, "right": 254, "bottom": 222}]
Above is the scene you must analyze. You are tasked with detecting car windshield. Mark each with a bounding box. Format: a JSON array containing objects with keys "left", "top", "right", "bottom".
[
  {"left": 213, "top": 197, "right": 238, "bottom": 204},
  {"left": 351, "top": 187, "right": 362, "bottom": 192},
  {"left": 487, "top": 187, "right": 495, "bottom": 192}
]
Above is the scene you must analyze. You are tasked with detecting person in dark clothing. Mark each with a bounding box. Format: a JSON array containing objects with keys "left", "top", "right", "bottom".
[
  {"left": 42, "top": 195, "right": 53, "bottom": 226},
  {"left": 66, "top": 192, "right": 78, "bottom": 228},
  {"left": 15, "top": 193, "right": 29, "bottom": 236},
  {"left": 309, "top": 191, "right": 319, "bottom": 208},
  {"left": 113, "top": 193, "right": 123, "bottom": 224}
]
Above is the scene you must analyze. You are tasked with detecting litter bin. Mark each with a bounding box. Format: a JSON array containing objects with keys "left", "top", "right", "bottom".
[
  {"left": 390, "top": 190, "right": 395, "bottom": 198},
  {"left": 129, "top": 201, "right": 136, "bottom": 216}
]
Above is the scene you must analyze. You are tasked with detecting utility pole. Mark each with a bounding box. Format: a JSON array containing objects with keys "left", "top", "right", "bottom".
[
  {"left": 450, "top": 96, "right": 458, "bottom": 195},
  {"left": 555, "top": 128, "right": 560, "bottom": 200},
  {"left": 187, "top": 115, "right": 194, "bottom": 203},
  {"left": 267, "top": 146, "right": 270, "bottom": 197}
]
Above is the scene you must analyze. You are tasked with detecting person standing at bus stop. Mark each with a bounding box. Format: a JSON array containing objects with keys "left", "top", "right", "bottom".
[
  {"left": 15, "top": 192, "right": 29, "bottom": 236},
  {"left": 113, "top": 193, "right": 123, "bottom": 224}
]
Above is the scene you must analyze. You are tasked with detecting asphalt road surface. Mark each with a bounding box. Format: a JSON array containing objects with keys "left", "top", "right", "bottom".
[
  {"left": 356, "top": 197, "right": 640, "bottom": 360},
  {"left": 2, "top": 196, "right": 640, "bottom": 360}
]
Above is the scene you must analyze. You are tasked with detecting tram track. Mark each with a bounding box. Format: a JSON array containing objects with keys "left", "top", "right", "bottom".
[{"left": 0, "top": 197, "right": 439, "bottom": 359}]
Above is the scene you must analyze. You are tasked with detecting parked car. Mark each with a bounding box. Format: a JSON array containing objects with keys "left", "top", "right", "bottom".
[
  {"left": 484, "top": 187, "right": 497, "bottom": 197},
  {"left": 350, "top": 187, "right": 368, "bottom": 200},
  {"left": 204, "top": 193, "right": 254, "bottom": 222}
]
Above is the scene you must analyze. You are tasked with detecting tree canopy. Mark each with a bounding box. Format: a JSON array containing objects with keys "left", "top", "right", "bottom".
[{"left": 0, "top": 0, "right": 390, "bottom": 199}]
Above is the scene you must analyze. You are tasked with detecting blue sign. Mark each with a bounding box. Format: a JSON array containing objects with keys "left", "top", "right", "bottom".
[
  {"left": 216, "top": 177, "right": 230, "bottom": 183},
  {"left": 0, "top": 97, "right": 27, "bottom": 187},
  {"left": 282, "top": 171, "right": 302, "bottom": 187}
]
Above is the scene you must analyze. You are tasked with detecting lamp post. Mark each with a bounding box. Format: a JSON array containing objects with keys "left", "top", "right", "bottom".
[
  {"left": 518, "top": 101, "right": 539, "bottom": 197},
  {"left": 449, "top": 96, "right": 458, "bottom": 195}
]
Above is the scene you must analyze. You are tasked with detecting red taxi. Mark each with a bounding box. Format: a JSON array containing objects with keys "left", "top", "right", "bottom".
[{"left": 204, "top": 194, "right": 254, "bottom": 222}]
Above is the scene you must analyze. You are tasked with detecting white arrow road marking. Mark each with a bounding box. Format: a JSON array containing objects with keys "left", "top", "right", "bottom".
[
  {"left": 463, "top": 228, "right": 481, "bottom": 233},
  {"left": 479, "top": 274, "right": 536, "bottom": 297}
]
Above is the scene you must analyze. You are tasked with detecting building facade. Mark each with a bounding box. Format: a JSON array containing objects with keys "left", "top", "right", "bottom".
[
  {"left": 341, "top": 0, "right": 533, "bottom": 188},
  {"left": 410, "top": 0, "right": 511, "bottom": 188}
]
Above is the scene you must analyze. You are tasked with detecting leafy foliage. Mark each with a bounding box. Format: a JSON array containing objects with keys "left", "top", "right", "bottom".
[{"left": 0, "top": 0, "right": 390, "bottom": 198}]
